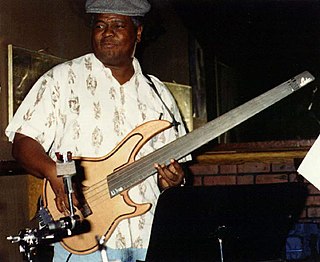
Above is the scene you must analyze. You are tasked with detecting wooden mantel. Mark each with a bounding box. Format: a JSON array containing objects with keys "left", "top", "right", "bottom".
[{"left": 192, "top": 139, "right": 315, "bottom": 165}]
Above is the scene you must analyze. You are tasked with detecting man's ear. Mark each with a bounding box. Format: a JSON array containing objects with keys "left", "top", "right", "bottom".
[{"left": 136, "top": 25, "right": 143, "bottom": 43}]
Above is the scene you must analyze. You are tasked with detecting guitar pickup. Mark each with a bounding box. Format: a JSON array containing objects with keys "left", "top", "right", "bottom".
[{"left": 79, "top": 203, "right": 92, "bottom": 218}]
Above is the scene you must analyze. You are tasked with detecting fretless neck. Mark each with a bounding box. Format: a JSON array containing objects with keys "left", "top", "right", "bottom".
[{"left": 107, "top": 71, "right": 314, "bottom": 197}]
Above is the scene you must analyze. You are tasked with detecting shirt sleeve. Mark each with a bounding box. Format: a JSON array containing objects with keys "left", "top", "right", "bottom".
[{"left": 5, "top": 69, "right": 58, "bottom": 152}]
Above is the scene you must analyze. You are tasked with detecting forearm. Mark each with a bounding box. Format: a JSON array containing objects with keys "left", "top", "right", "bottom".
[
  {"left": 12, "top": 133, "right": 76, "bottom": 213},
  {"left": 12, "top": 133, "right": 56, "bottom": 180}
]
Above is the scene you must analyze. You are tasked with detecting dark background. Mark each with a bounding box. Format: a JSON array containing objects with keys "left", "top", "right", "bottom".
[{"left": 171, "top": 0, "right": 320, "bottom": 142}]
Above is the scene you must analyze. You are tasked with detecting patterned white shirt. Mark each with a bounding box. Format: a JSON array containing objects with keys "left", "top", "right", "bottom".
[{"left": 6, "top": 53, "right": 188, "bottom": 250}]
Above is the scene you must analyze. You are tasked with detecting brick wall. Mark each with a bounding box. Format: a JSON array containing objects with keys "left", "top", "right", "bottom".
[{"left": 188, "top": 139, "right": 320, "bottom": 222}]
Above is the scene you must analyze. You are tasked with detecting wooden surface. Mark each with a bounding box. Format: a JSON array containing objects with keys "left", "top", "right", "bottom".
[
  {"left": 193, "top": 139, "right": 314, "bottom": 164},
  {"left": 195, "top": 150, "right": 308, "bottom": 164}
]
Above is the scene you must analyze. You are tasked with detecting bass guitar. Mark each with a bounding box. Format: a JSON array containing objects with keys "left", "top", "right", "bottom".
[{"left": 43, "top": 71, "right": 314, "bottom": 254}]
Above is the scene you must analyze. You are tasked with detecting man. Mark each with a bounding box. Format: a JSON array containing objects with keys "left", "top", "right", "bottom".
[{"left": 5, "top": 0, "right": 189, "bottom": 261}]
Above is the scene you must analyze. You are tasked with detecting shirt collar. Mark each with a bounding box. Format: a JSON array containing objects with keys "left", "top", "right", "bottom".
[{"left": 91, "top": 53, "right": 142, "bottom": 76}]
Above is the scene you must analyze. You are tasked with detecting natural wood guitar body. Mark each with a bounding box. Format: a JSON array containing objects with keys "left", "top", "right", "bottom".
[{"left": 43, "top": 120, "right": 172, "bottom": 254}]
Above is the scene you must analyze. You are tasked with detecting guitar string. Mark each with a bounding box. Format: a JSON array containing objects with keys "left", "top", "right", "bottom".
[
  {"left": 63, "top": 126, "right": 172, "bottom": 212},
  {"left": 70, "top": 138, "right": 179, "bottom": 211},
  {"left": 77, "top": 96, "right": 275, "bottom": 205},
  {"left": 79, "top": 124, "right": 172, "bottom": 201},
  {"left": 78, "top": 81, "right": 294, "bottom": 203},
  {"left": 75, "top": 86, "right": 294, "bottom": 208},
  {"left": 101, "top": 85, "right": 292, "bottom": 194},
  {"left": 78, "top": 128, "right": 178, "bottom": 203},
  {"left": 51, "top": 80, "right": 303, "bottom": 225},
  {"left": 79, "top": 118, "right": 208, "bottom": 206},
  {"left": 78, "top": 139, "right": 179, "bottom": 206}
]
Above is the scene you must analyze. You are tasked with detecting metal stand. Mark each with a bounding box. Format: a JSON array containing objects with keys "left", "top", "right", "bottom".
[
  {"left": 218, "top": 238, "right": 224, "bottom": 262},
  {"left": 7, "top": 228, "right": 53, "bottom": 262},
  {"left": 215, "top": 225, "right": 227, "bottom": 262},
  {"left": 56, "top": 151, "right": 76, "bottom": 218},
  {"left": 7, "top": 152, "right": 82, "bottom": 261},
  {"left": 96, "top": 235, "right": 121, "bottom": 262},
  {"left": 97, "top": 235, "right": 109, "bottom": 262}
]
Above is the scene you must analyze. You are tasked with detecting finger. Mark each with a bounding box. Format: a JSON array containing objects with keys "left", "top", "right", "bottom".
[
  {"left": 158, "top": 174, "right": 170, "bottom": 188},
  {"left": 52, "top": 179, "right": 81, "bottom": 214},
  {"left": 155, "top": 163, "right": 172, "bottom": 186},
  {"left": 62, "top": 201, "right": 70, "bottom": 216},
  {"left": 155, "top": 163, "right": 174, "bottom": 181},
  {"left": 169, "top": 159, "right": 183, "bottom": 175},
  {"left": 159, "top": 167, "right": 179, "bottom": 187},
  {"left": 61, "top": 194, "right": 80, "bottom": 215},
  {"left": 169, "top": 159, "right": 185, "bottom": 183},
  {"left": 54, "top": 196, "right": 69, "bottom": 215},
  {"left": 54, "top": 197, "right": 62, "bottom": 213},
  {"left": 72, "top": 194, "right": 80, "bottom": 210},
  {"left": 163, "top": 165, "right": 177, "bottom": 180}
]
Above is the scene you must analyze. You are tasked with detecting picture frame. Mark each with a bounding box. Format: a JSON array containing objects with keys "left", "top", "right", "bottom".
[
  {"left": 164, "top": 82, "right": 193, "bottom": 132},
  {"left": 189, "top": 37, "right": 207, "bottom": 129},
  {"left": 7, "top": 44, "right": 66, "bottom": 121}
]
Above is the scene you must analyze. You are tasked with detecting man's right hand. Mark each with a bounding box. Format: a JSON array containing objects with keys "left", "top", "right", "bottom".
[
  {"left": 48, "top": 176, "right": 69, "bottom": 215},
  {"left": 12, "top": 133, "right": 80, "bottom": 215},
  {"left": 47, "top": 171, "right": 81, "bottom": 216}
]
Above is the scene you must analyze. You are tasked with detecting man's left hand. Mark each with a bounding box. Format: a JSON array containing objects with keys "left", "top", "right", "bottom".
[{"left": 155, "top": 159, "right": 185, "bottom": 190}]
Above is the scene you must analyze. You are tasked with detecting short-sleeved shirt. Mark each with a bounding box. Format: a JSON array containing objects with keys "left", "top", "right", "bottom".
[{"left": 6, "top": 53, "right": 188, "bottom": 249}]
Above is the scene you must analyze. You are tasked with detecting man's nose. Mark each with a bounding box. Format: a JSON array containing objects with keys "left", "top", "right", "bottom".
[{"left": 102, "top": 25, "right": 114, "bottom": 37}]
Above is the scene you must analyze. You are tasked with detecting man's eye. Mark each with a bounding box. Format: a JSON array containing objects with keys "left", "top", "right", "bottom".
[
  {"left": 114, "top": 23, "right": 125, "bottom": 29},
  {"left": 94, "top": 24, "right": 105, "bottom": 29}
]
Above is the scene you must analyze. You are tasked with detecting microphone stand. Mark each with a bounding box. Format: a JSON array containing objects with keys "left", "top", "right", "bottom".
[
  {"left": 7, "top": 152, "right": 82, "bottom": 261},
  {"left": 7, "top": 206, "right": 81, "bottom": 261}
]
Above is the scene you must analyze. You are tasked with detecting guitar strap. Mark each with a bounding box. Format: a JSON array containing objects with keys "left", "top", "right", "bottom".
[{"left": 143, "top": 73, "right": 181, "bottom": 132}]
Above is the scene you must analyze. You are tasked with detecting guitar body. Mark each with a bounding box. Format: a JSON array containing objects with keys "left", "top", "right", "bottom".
[{"left": 43, "top": 120, "right": 172, "bottom": 254}]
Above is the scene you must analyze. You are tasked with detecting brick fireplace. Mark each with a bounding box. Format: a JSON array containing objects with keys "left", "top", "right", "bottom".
[{"left": 189, "top": 139, "right": 320, "bottom": 222}]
